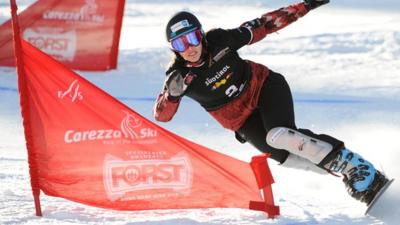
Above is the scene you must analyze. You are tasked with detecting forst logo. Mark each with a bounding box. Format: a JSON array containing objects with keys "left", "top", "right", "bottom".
[
  {"left": 112, "top": 162, "right": 184, "bottom": 186},
  {"left": 103, "top": 153, "right": 193, "bottom": 201},
  {"left": 28, "top": 35, "right": 68, "bottom": 51},
  {"left": 23, "top": 28, "right": 76, "bottom": 61}
]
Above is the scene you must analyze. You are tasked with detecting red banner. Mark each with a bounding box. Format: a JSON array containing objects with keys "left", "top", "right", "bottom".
[
  {"left": 1, "top": 0, "right": 124, "bottom": 71},
  {"left": 10, "top": 3, "right": 279, "bottom": 217},
  {"left": 16, "top": 39, "right": 279, "bottom": 217}
]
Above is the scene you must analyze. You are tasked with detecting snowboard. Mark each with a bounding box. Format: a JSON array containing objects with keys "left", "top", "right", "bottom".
[{"left": 365, "top": 179, "right": 395, "bottom": 215}]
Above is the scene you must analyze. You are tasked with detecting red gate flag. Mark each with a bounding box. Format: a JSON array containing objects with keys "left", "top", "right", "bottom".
[
  {"left": 16, "top": 38, "right": 280, "bottom": 217},
  {"left": 10, "top": 0, "right": 279, "bottom": 219},
  {"left": 1, "top": 0, "right": 124, "bottom": 71}
]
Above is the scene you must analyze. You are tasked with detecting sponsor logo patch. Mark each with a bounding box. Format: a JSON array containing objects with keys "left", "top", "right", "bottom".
[
  {"left": 42, "top": 0, "right": 105, "bottom": 23},
  {"left": 103, "top": 152, "right": 193, "bottom": 201},
  {"left": 63, "top": 111, "right": 158, "bottom": 144},
  {"left": 58, "top": 80, "right": 83, "bottom": 102},
  {"left": 170, "top": 19, "right": 190, "bottom": 33},
  {"left": 24, "top": 27, "right": 77, "bottom": 61}
]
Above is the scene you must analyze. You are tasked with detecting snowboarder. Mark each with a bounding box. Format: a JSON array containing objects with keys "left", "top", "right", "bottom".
[{"left": 153, "top": 0, "right": 389, "bottom": 206}]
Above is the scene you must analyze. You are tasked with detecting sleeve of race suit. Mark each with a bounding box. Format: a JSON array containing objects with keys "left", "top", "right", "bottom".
[
  {"left": 153, "top": 90, "right": 181, "bottom": 122},
  {"left": 240, "top": 2, "right": 309, "bottom": 45},
  {"left": 153, "top": 62, "right": 185, "bottom": 122}
]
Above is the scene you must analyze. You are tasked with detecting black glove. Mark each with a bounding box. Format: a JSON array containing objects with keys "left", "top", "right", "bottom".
[
  {"left": 165, "top": 70, "right": 195, "bottom": 97},
  {"left": 304, "top": 0, "right": 329, "bottom": 10}
]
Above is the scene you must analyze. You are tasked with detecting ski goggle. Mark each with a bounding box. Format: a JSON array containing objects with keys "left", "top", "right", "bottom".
[{"left": 170, "top": 29, "right": 203, "bottom": 53}]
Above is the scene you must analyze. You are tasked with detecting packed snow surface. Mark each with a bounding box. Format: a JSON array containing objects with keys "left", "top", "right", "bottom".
[{"left": 1, "top": 0, "right": 399, "bottom": 224}]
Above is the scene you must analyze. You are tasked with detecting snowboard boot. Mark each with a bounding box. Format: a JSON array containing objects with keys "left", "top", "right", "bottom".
[{"left": 325, "top": 148, "right": 389, "bottom": 205}]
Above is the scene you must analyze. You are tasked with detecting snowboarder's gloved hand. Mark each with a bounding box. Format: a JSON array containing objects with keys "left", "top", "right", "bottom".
[
  {"left": 165, "top": 70, "right": 195, "bottom": 98},
  {"left": 304, "top": 0, "right": 329, "bottom": 10}
]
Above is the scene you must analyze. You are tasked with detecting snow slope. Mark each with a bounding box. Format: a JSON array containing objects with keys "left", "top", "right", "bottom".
[{"left": 1, "top": 0, "right": 400, "bottom": 224}]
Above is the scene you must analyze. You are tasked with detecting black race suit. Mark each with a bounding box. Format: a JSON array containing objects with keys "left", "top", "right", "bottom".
[{"left": 154, "top": 2, "right": 344, "bottom": 165}]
